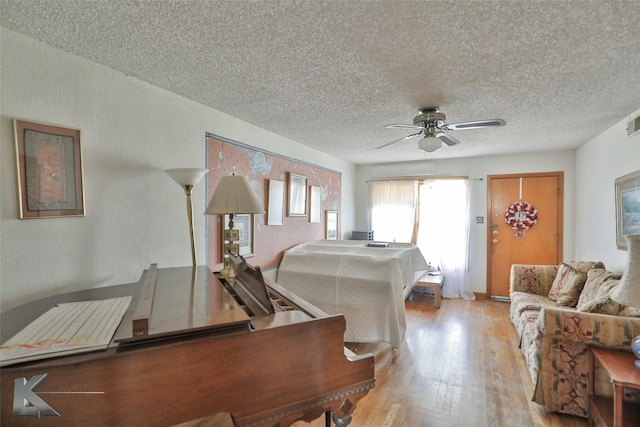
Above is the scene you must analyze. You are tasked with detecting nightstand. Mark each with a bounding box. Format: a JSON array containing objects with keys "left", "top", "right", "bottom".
[{"left": 588, "top": 347, "right": 640, "bottom": 427}]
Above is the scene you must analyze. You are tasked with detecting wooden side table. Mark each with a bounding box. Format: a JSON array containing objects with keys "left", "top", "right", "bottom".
[
  {"left": 415, "top": 272, "right": 444, "bottom": 308},
  {"left": 588, "top": 347, "right": 640, "bottom": 427}
]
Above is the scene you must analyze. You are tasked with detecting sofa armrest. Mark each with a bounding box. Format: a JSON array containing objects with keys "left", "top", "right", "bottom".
[
  {"left": 537, "top": 307, "right": 640, "bottom": 347},
  {"left": 510, "top": 264, "right": 559, "bottom": 296},
  {"left": 532, "top": 307, "right": 640, "bottom": 416}
]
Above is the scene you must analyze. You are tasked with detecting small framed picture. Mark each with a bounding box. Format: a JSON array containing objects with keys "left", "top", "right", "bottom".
[
  {"left": 325, "top": 210, "right": 339, "bottom": 240},
  {"left": 267, "top": 179, "right": 285, "bottom": 225},
  {"left": 288, "top": 173, "right": 307, "bottom": 216},
  {"left": 309, "top": 186, "right": 322, "bottom": 223},
  {"left": 615, "top": 170, "right": 640, "bottom": 249},
  {"left": 222, "top": 213, "right": 254, "bottom": 258},
  {"left": 13, "top": 119, "right": 85, "bottom": 219}
]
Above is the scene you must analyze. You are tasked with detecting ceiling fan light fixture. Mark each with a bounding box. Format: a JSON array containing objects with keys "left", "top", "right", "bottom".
[
  {"left": 418, "top": 135, "right": 442, "bottom": 153},
  {"left": 381, "top": 107, "right": 505, "bottom": 152}
]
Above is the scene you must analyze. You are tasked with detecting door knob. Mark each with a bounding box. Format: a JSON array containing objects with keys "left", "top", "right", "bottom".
[{"left": 492, "top": 239, "right": 499, "bottom": 244}]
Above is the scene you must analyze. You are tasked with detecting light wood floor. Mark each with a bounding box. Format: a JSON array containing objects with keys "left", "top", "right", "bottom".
[{"left": 179, "top": 293, "right": 588, "bottom": 427}]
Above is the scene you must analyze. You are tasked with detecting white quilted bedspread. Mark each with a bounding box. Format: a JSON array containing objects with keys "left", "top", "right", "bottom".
[{"left": 276, "top": 240, "right": 428, "bottom": 348}]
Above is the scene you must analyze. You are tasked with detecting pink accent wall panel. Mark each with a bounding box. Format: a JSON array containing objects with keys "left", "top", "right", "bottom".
[{"left": 206, "top": 134, "right": 341, "bottom": 271}]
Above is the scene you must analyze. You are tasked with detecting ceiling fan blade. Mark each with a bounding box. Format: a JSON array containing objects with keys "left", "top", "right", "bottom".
[
  {"left": 372, "top": 131, "right": 422, "bottom": 150},
  {"left": 385, "top": 123, "right": 425, "bottom": 131},
  {"left": 441, "top": 119, "right": 506, "bottom": 131},
  {"left": 436, "top": 131, "right": 462, "bottom": 146}
]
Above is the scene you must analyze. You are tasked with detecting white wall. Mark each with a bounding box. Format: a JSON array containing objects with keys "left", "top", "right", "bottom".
[
  {"left": 575, "top": 108, "right": 640, "bottom": 272},
  {"left": 0, "top": 29, "right": 356, "bottom": 312},
  {"left": 356, "top": 151, "right": 577, "bottom": 295}
]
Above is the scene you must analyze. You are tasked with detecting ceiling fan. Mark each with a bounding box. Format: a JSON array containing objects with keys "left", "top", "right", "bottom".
[{"left": 374, "top": 107, "right": 506, "bottom": 153}]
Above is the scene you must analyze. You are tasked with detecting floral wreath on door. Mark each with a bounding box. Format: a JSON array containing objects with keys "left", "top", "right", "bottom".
[{"left": 504, "top": 201, "right": 538, "bottom": 238}]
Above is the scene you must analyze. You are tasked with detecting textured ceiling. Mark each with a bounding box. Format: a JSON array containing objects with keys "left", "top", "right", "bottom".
[{"left": 2, "top": 0, "right": 640, "bottom": 165}]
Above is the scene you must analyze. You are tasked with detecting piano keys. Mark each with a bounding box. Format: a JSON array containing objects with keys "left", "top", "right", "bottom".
[{"left": 0, "top": 259, "right": 375, "bottom": 427}]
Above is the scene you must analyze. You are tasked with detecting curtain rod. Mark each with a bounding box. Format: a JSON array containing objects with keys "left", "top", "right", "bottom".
[{"left": 365, "top": 176, "right": 483, "bottom": 183}]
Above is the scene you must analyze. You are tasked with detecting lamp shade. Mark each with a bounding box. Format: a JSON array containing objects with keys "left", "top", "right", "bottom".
[
  {"left": 204, "top": 175, "right": 265, "bottom": 215},
  {"left": 165, "top": 168, "right": 208, "bottom": 186},
  {"left": 611, "top": 234, "right": 640, "bottom": 307}
]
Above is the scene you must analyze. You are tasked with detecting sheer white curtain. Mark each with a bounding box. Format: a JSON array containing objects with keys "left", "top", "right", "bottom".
[
  {"left": 368, "top": 180, "right": 418, "bottom": 243},
  {"left": 417, "top": 179, "right": 474, "bottom": 300}
]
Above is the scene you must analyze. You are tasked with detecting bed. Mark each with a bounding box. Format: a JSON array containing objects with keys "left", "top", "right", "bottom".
[{"left": 276, "top": 239, "right": 428, "bottom": 348}]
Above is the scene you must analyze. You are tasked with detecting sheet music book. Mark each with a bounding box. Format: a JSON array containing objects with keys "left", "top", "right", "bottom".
[{"left": 0, "top": 296, "right": 131, "bottom": 367}]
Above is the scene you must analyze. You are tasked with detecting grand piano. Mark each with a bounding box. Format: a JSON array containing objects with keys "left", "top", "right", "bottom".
[{"left": 0, "top": 255, "right": 375, "bottom": 426}]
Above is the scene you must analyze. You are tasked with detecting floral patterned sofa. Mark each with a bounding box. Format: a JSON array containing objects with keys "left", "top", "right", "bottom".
[{"left": 509, "top": 262, "right": 640, "bottom": 418}]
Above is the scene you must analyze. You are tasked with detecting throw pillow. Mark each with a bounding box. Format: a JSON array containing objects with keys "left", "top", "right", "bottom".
[
  {"left": 576, "top": 268, "right": 615, "bottom": 308},
  {"left": 577, "top": 295, "right": 622, "bottom": 315},
  {"left": 567, "top": 260, "right": 606, "bottom": 273},
  {"left": 619, "top": 306, "right": 640, "bottom": 317},
  {"left": 595, "top": 277, "right": 621, "bottom": 299},
  {"left": 548, "top": 263, "right": 588, "bottom": 306}
]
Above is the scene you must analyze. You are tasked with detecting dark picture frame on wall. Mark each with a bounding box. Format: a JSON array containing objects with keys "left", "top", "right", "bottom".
[
  {"left": 615, "top": 169, "right": 640, "bottom": 250},
  {"left": 13, "top": 119, "right": 85, "bottom": 219},
  {"left": 288, "top": 172, "right": 308, "bottom": 216}
]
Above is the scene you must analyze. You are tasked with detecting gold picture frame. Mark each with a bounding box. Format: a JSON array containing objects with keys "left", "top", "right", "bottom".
[
  {"left": 13, "top": 119, "right": 85, "bottom": 219},
  {"left": 267, "top": 179, "right": 285, "bottom": 225},
  {"left": 309, "top": 186, "right": 321, "bottom": 223},
  {"left": 288, "top": 172, "right": 308, "bottom": 216},
  {"left": 615, "top": 169, "right": 640, "bottom": 250},
  {"left": 325, "top": 210, "right": 339, "bottom": 240}
]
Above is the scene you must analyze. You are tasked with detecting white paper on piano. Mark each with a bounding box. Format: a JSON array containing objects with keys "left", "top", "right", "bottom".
[{"left": 0, "top": 296, "right": 131, "bottom": 367}]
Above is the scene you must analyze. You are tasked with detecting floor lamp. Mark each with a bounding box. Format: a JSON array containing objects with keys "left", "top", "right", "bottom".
[
  {"left": 204, "top": 174, "right": 265, "bottom": 278},
  {"left": 165, "top": 168, "right": 209, "bottom": 267}
]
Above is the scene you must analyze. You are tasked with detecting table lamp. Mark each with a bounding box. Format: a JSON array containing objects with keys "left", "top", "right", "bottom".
[
  {"left": 165, "top": 168, "right": 209, "bottom": 267},
  {"left": 610, "top": 234, "right": 640, "bottom": 368},
  {"left": 204, "top": 174, "right": 265, "bottom": 278}
]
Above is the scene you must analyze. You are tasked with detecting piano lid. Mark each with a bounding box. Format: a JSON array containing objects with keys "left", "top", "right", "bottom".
[{"left": 114, "top": 265, "right": 251, "bottom": 344}]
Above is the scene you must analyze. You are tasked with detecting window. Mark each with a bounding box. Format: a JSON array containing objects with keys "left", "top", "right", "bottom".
[
  {"left": 416, "top": 179, "right": 474, "bottom": 299},
  {"left": 417, "top": 179, "right": 468, "bottom": 267},
  {"left": 368, "top": 177, "right": 474, "bottom": 299},
  {"left": 368, "top": 180, "right": 418, "bottom": 243}
]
